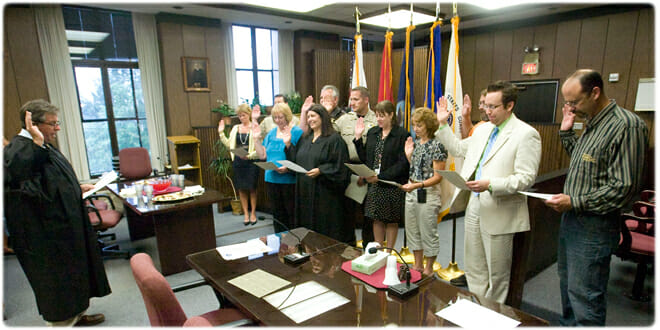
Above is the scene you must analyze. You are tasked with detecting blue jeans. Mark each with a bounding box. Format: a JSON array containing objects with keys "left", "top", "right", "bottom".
[{"left": 557, "top": 211, "right": 619, "bottom": 326}]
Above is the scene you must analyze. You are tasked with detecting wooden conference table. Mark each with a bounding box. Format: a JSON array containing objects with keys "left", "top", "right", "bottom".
[
  {"left": 186, "top": 228, "right": 548, "bottom": 326},
  {"left": 106, "top": 180, "right": 229, "bottom": 275}
]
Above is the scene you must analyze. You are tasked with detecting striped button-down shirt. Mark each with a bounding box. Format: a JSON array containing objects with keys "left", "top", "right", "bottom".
[{"left": 560, "top": 101, "right": 648, "bottom": 214}]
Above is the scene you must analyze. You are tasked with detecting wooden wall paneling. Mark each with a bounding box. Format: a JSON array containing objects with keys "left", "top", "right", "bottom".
[
  {"left": 459, "top": 35, "right": 477, "bottom": 118},
  {"left": 531, "top": 24, "right": 557, "bottom": 79},
  {"left": 625, "top": 8, "right": 654, "bottom": 112},
  {"left": 509, "top": 26, "right": 534, "bottom": 81},
  {"left": 491, "top": 30, "right": 513, "bottom": 81},
  {"left": 602, "top": 11, "right": 638, "bottom": 107},
  {"left": 182, "top": 24, "right": 210, "bottom": 129},
  {"left": 158, "top": 22, "right": 189, "bottom": 136},
  {"left": 312, "top": 49, "right": 350, "bottom": 105},
  {"left": 4, "top": 28, "right": 21, "bottom": 138},
  {"left": 413, "top": 47, "right": 429, "bottom": 108},
  {"left": 576, "top": 16, "right": 608, "bottom": 72},
  {"left": 5, "top": 7, "right": 49, "bottom": 105},
  {"left": 206, "top": 26, "right": 227, "bottom": 126},
  {"left": 532, "top": 123, "right": 570, "bottom": 176},
  {"left": 552, "top": 20, "right": 581, "bottom": 123},
  {"left": 473, "top": 33, "right": 494, "bottom": 95},
  {"left": 364, "top": 51, "right": 382, "bottom": 106}
]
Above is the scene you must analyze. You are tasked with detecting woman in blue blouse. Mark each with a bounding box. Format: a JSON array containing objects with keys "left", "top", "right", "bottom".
[{"left": 254, "top": 103, "right": 303, "bottom": 233}]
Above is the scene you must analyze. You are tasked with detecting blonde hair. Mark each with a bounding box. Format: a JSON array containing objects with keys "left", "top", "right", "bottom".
[
  {"left": 411, "top": 107, "right": 439, "bottom": 137},
  {"left": 235, "top": 104, "right": 251, "bottom": 117},
  {"left": 270, "top": 103, "right": 293, "bottom": 124}
]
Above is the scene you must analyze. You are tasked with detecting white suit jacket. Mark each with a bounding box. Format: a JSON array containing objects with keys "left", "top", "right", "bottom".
[{"left": 435, "top": 114, "right": 542, "bottom": 235}]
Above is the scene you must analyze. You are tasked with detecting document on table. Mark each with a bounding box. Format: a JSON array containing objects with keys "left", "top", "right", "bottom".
[
  {"left": 216, "top": 239, "right": 273, "bottom": 260},
  {"left": 345, "top": 163, "right": 401, "bottom": 187},
  {"left": 435, "top": 170, "right": 469, "bottom": 190},
  {"left": 227, "top": 269, "right": 291, "bottom": 298},
  {"left": 278, "top": 160, "right": 308, "bottom": 173},
  {"left": 83, "top": 171, "right": 118, "bottom": 199},
  {"left": 436, "top": 298, "right": 520, "bottom": 328},
  {"left": 230, "top": 147, "right": 249, "bottom": 158},
  {"left": 344, "top": 175, "right": 367, "bottom": 204},
  {"left": 255, "top": 161, "right": 280, "bottom": 171},
  {"left": 263, "top": 281, "right": 349, "bottom": 324},
  {"left": 518, "top": 191, "right": 555, "bottom": 200}
]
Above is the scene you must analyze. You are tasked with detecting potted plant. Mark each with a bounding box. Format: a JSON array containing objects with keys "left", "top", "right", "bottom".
[
  {"left": 286, "top": 92, "right": 303, "bottom": 114},
  {"left": 211, "top": 99, "right": 235, "bottom": 125},
  {"left": 209, "top": 140, "right": 242, "bottom": 215}
]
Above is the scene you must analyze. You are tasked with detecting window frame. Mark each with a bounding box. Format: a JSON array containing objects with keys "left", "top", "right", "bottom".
[{"left": 232, "top": 24, "right": 279, "bottom": 106}]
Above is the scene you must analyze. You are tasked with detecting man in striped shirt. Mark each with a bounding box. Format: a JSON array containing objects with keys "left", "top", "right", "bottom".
[{"left": 545, "top": 69, "right": 648, "bottom": 326}]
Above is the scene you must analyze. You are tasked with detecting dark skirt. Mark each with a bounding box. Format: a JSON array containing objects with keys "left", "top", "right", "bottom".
[
  {"left": 364, "top": 183, "right": 405, "bottom": 223},
  {"left": 232, "top": 157, "right": 259, "bottom": 190}
]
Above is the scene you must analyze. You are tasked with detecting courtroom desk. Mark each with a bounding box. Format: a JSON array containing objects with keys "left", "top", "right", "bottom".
[
  {"left": 107, "top": 181, "right": 230, "bottom": 275},
  {"left": 187, "top": 228, "right": 548, "bottom": 326}
]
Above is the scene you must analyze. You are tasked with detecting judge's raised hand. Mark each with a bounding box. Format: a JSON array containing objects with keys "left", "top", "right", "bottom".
[
  {"left": 217, "top": 120, "right": 226, "bottom": 136},
  {"left": 25, "top": 111, "right": 44, "bottom": 146},
  {"left": 560, "top": 103, "right": 576, "bottom": 131},
  {"left": 301, "top": 95, "right": 313, "bottom": 114},
  {"left": 354, "top": 117, "right": 365, "bottom": 139},
  {"left": 461, "top": 94, "right": 472, "bottom": 118},
  {"left": 404, "top": 136, "right": 414, "bottom": 158},
  {"left": 251, "top": 105, "right": 261, "bottom": 123},
  {"left": 306, "top": 168, "right": 321, "bottom": 178},
  {"left": 436, "top": 97, "right": 450, "bottom": 125}
]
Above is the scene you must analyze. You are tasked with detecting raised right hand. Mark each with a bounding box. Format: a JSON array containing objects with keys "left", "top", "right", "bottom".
[
  {"left": 404, "top": 136, "right": 414, "bottom": 158},
  {"left": 354, "top": 117, "right": 365, "bottom": 139},
  {"left": 25, "top": 111, "right": 44, "bottom": 146},
  {"left": 251, "top": 122, "right": 262, "bottom": 141},
  {"left": 281, "top": 127, "right": 292, "bottom": 147},
  {"left": 436, "top": 97, "right": 450, "bottom": 125},
  {"left": 217, "top": 119, "right": 225, "bottom": 136},
  {"left": 560, "top": 103, "right": 576, "bottom": 131},
  {"left": 251, "top": 105, "right": 261, "bottom": 123},
  {"left": 461, "top": 94, "right": 472, "bottom": 118},
  {"left": 301, "top": 95, "right": 313, "bottom": 114}
]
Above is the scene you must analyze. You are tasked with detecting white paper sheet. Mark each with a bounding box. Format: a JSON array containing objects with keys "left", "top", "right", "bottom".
[
  {"left": 263, "top": 281, "right": 329, "bottom": 310},
  {"left": 344, "top": 163, "right": 377, "bottom": 177},
  {"left": 435, "top": 170, "right": 470, "bottom": 190},
  {"left": 344, "top": 175, "right": 368, "bottom": 203},
  {"left": 435, "top": 298, "right": 521, "bottom": 328},
  {"left": 279, "top": 290, "right": 350, "bottom": 324},
  {"left": 227, "top": 269, "right": 291, "bottom": 298},
  {"left": 216, "top": 239, "right": 273, "bottom": 260},
  {"left": 518, "top": 191, "right": 554, "bottom": 200},
  {"left": 83, "top": 171, "right": 118, "bottom": 199},
  {"left": 255, "top": 161, "right": 280, "bottom": 171},
  {"left": 231, "top": 147, "right": 249, "bottom": 158},
  {"left": 278, "top": 160, "right": 308, "bottom": 173}
]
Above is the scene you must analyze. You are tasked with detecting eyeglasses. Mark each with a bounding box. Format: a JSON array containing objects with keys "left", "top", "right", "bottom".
[
  {"left": 483, "top": 104, "right": 503, "bottom": 110},
  {"left": 564, "top": 88, "right": 594, "bottom": 108},
  {"left": 36, "top": 121, "right": 61, "bottom": 127}
]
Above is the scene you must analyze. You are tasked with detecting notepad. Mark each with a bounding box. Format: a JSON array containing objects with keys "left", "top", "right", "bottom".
[
  {"left": 227, "top": 269, "right": 290, "bottom": 298},
  {"left": 436, "top": 298, "right": 520, "bottom": 328},
  {"left": 263, "top": 281, "right": 349, "bottom": 324}
]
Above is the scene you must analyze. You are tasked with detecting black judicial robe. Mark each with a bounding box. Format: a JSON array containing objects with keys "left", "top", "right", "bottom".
[
  {"left": 286, "top": 132, "right": 354, "bottom": 244},
  {"left": 4, "top": 136, "right": 111, "bottom": 322}
]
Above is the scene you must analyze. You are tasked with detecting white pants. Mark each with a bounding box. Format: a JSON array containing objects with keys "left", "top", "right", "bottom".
[
  {"left": 464, "top": 195, "right": 514, "bottom": 303},
  {"left": 404, "top": 185, "right": 441, "bottom": 257}
]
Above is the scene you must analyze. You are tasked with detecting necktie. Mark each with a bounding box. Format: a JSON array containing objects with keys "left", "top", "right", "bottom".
[{"left": 475, "top": 127, "right": 499, "bottom": 181}]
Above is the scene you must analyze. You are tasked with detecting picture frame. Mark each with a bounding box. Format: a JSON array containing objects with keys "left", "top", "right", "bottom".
[{"left": 182, "top": 57, "right": 210, "bottom": 92}]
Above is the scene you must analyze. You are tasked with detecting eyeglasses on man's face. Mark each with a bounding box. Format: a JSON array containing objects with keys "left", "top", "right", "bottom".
[
  {"left": 483, "top": 104, "right": 503, "bottom": 110},
  {"left": 36, "top": 120, "right": 61, "bottom": 127},
  {"left": 564, "top": 87, "right": 594, "bottom": 108}
]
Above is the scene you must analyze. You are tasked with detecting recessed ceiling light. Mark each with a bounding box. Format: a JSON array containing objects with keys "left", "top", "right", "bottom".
[
  {"left": 65, "top": 30, "right": 109, "bottom": 43},
  {"left": 242, "top": 1, "right": 332, "bottom": 13},
  {"left": 361, "top": 9, "right": 437, "bottom": 29},
  {"left": 69, "top": 46, "right": 95, "bottom": 55},
  {"left": 469, "top": 1, "right": 525, "bottom": 10}
]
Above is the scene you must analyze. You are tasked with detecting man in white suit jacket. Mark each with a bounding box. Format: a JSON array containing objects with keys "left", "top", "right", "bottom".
[{"left": 435, "top": 80, "right": 542, "bottom": 303}]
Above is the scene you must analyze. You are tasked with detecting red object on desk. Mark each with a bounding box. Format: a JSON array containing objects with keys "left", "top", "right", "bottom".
[
  {"left": 341, "top": 260, "right": 422, "bottom": 289},
  {"left": 150, "top": 186, "right": 182, "bottom": 196}
]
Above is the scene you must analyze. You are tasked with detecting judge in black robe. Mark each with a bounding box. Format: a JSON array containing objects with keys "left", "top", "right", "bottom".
[
  {"left": 4, "top": 100, "right": 110, "bottom": 323},
  {"left": 286, "top": 104, "right": 354, "bottom": 244}
]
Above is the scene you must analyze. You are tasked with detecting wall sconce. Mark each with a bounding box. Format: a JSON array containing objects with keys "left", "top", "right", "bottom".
[
  {"left": 522, "top": 45, "right": 540, "bottom": 75},
  {"left": 524, "top": 45, "right": 540, "bottom": 53}
]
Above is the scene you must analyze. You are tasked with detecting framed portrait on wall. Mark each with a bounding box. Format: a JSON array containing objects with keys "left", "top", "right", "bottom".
[{"left": 182, "top": 57, "right": 210, "bottom": 92}]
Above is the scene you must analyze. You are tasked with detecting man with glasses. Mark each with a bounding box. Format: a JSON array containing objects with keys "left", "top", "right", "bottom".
[
  {"left": 259, "top": 94, "right": 300, "bottom": 137},
  {"left": 4, "top": 100, "right": 111, "bottom": 326},
  {"left": 461, "top": 89, "right": 489, "bottom": 138},
  {"left": 435, "top": 80, "right": 541, "bottom": 303},
  {"left": 545, "top": 70, "right": 648, "bottom": 326}
]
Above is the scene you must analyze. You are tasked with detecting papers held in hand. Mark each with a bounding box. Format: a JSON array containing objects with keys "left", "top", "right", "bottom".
[
  {"left": 230, "top": 147, "right": 249, "bottom": 158},
  {"left": 255, "top": 161, "right": 280, "bottom": 171},
  {"left": 435, "top": 170, "right": 470, "bottom": 190},
  {"left": 277, "top": 160, "right": 308, "bottom": 174},
  {"left": 83, "top": 170, "right": 118, "bottom": 199},
  {"left": 344, "top": 163, "right": 401, "bottom": 187}
]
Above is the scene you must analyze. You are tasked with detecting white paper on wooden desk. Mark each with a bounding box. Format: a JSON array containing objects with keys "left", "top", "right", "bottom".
[
  {"left": 255, "top": 161, "right": 280, "bottom": 171},
  {"left": 344, "top": 175, "right": 367, "bottom": 204},
  {"left": 230, "top": 147, "right": 249, "bottom": 158},
  {"left": 83, "top": 170, "right": 117, "bottom": 199},
  {"left": 278, "top": 160, "right": 308, "bottom": 173},
  {"left": 227, "top": 269, "right": 291, "bottom": 298},
  {"left": 279, "top": 289, "right": 349, "bottom": 324},
  {"left": 435, "top": 170, "right": 469, "bottom": 190},
  {"left": 216, "top": 239, "right": 273, "bottom": 260},
  {"left": 435, "top": 298, "right": 520, "bottom": 328},
  {"left": 263, "top": 281, "right": 329, "bottom": 310},
  {"left": 518, "top": 191, "right": 555, "bottom": 200}
]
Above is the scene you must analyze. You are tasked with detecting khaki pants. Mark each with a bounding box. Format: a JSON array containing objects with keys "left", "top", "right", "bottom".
[
  {"left": 464, "top": 196, "right": 514, "bottom": 303},
  {"left": 404, "top": 184, "right": 441, "bottom": 257}
]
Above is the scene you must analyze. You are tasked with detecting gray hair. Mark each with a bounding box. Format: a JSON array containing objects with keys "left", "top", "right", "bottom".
[
  {"left": 19, "top": 99, "right": 59, "bottom": 129},
  {"left": 320, "top": 85, "right": 339, "bottom": 99}
]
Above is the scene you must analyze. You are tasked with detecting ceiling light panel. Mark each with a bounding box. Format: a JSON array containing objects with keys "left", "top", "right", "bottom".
[
  {"left": 66, "top": 30, "right": 110, "bottom": 43},
  {"left": 69, "top": 46, "right": 95, "bottom": 55},
  {"left": 361, "top": 9, "right": 437, "bottom": 29},
  {"left": 242, "top": 0, "right": 333, "bottom": 13}
]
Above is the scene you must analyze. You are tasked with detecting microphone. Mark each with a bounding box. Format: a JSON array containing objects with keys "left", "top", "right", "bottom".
[
  {"left": 368, "top": 246, "right": 419, "bottom": 299},
  {"left": 258, "top": 216, "right": 310, "bottom": 265}
]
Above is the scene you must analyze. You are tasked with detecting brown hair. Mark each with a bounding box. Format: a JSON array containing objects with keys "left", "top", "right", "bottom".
[
  {"left": 374, "top": 100, "right": 397, "bottom": 127},
  {"left": 411, "top": 107, "right": 439, "bottom": 137},
  {"left": 271, "top": 103, "right": 293, "bottom": 124},
  {"left": 19, "top": 99, "right": 58, "bottom": 129}
]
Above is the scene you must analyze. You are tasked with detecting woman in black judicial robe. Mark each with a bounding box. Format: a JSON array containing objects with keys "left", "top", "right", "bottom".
[{"left": 284, "top": 104, "right": 354, "bottom": 244}]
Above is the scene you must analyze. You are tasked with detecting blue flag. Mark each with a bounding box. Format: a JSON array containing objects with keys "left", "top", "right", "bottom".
[
  {"left": 396, "top": 24, "right": 415, "bottom": 133},
  {"left": 424, "top": 21, "right": 443, "bottom": 111}
]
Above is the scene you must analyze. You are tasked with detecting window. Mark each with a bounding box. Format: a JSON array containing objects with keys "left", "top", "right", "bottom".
[
  {"left": 232, "top": 25, "right": 279, "bottom": 106},
  {"left": 63, "top": 6, "right": 149, "bottom": 177}
]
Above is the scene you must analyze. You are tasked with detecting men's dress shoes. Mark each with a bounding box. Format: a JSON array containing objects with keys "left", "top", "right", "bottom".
[{"left": 75, "top": 314, "right": 105, "bottom": 326}]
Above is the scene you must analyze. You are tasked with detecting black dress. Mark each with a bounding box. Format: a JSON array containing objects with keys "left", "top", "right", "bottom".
[
  {"left": 232, "top": 132, "right": 259, "bottom": 190},
  {"left": 286, "top": 132, "right": 354, "bottom": 244}
]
